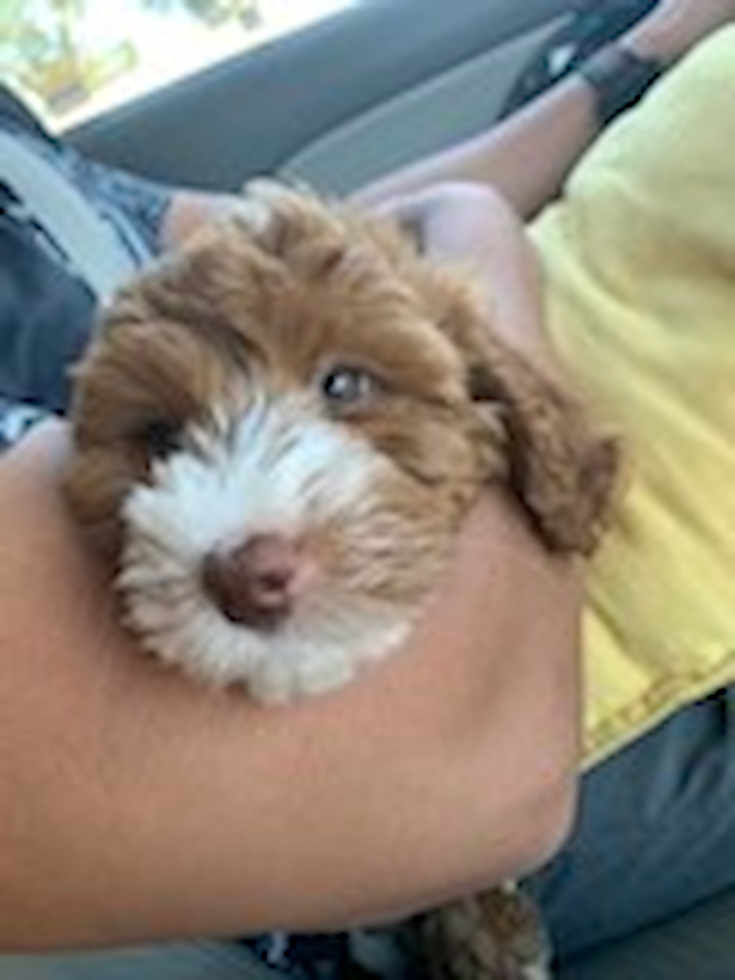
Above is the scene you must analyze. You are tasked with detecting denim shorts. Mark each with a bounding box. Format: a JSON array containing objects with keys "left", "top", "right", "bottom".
[{"left": 529, "top": 686, "right": 735, "bottom": 960}]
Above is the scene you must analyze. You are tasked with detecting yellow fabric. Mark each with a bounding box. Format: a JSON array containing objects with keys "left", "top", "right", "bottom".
[{"left": 531, "top": 27, "right": 735, "bottom": 769}]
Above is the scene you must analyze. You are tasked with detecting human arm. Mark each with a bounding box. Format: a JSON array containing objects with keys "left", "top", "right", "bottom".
[
  {"left": 353, "top": 0, "right": 735, "bottom": 218},
  {"left": 0, "top": 433, "right": 580, "bottom": 951},
  {"left": 0, "top": 190, "right": 581, "bottom": 952}
]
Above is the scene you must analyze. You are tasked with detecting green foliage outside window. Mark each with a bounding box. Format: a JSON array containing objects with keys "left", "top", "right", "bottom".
[{"left": 0, "top": 0, "right": 261, "bottom": 115}]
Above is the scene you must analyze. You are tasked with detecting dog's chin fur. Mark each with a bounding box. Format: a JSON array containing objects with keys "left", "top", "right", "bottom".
[{"left": 63, "top": 182, "right": 618, "bottom": 702}]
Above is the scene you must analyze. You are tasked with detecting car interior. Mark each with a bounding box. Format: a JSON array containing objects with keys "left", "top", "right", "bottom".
[{"left": 3, "top": 0, "right": 735, "bottom": 976}]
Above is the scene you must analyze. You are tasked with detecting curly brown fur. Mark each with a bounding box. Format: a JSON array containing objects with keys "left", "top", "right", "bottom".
[
  {"left": 422, "top": 885, "right": 552, "bottom": 980},
  {"left": 63, "top": 182, "right": 618, "bottom": 976},
  {"left": 64, "top": 184, "right": 618, "bottom": 692},
  {"left": 232, "top": 182, "right": 620, "bottom": 557}
]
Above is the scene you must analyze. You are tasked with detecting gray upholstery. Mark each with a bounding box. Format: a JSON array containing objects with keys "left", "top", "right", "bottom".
[
  {"left": 560, "top": 888, "right": 735, "bottom": 979},
  {"left": 282, "top": 17, "right": 567, "bottom": 194},
  {"left": 69, "top": 0, "right": 583, "bottom": 190}
]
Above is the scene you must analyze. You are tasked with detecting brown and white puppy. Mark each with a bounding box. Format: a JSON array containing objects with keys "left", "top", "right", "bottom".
[{"left": 63, "top": 182, "right": 617, "bottom": 704}]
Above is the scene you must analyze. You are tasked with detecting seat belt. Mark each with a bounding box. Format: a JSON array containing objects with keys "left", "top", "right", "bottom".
[{"left": 0, "top": 131, "right": 138, "bottom": 303}]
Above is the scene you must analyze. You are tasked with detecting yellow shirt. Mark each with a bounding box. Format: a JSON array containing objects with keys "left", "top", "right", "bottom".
[{"left": 531, "top": 27, "right": 735, "bottom": 768}]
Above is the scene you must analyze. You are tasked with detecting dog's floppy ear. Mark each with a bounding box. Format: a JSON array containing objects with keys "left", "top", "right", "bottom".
[{"left": 467, "top": 336, "right": 620, "bottom": 557}]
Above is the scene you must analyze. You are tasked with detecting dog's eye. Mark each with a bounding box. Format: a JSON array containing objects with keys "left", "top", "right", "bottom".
[
  {"left": 320, "top": 367, "right": 382, "bottom": 408},
  {"left": 134, "top": 419, "right": 184, "bottom": 459},
  {"left": 466, "top": 364, "right": 502, "bottom": 403}
]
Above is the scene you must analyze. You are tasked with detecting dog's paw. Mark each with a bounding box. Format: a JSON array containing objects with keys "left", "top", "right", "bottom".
[
  {"left": 236, "top": 178, "right": 317, "bottom": 234},
  {"left": 422, "top": 885, "right": 553, "bottom": 980},
  {"left": 235, "top": 177, "right": 352, "bottom": 259},
  {"left": 230, "top": 180, "right": 278, "bottom": 237}
]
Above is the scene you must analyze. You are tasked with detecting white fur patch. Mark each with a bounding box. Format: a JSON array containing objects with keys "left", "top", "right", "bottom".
[
  {"left": 119, "top": 393, "right": 416, "bottom": 701},
  {"left": 521, "top": 965, "right": 552, "bottom": 980}
]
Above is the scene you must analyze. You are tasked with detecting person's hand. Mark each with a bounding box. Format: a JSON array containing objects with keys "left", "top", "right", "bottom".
[
  {"left": 626, "top": 0, "right": 735, "bottom": 64},
  {"left": 375, "top": 182, "right": 553, "bottom": 365}
]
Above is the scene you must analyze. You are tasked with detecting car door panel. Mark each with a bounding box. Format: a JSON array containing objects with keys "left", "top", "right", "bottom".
[
  {"left": 281, "top": 16, "right": 569, "bottom": 195},
  {"left": 69, "top": 0, "right": 585, "bottom": 190}
]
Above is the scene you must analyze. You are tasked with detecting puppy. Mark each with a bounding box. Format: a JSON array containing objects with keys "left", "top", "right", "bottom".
[
  {"left": 63, "top": 182, "right": 618, "bottom": 980},
  {"left": 63, "top": 181, "right": 616, "bottom": 703}
]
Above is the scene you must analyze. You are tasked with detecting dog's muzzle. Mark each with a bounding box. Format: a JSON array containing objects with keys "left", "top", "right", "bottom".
[{"left": 115, "top": 393, "right": 439, "bottom": 702}]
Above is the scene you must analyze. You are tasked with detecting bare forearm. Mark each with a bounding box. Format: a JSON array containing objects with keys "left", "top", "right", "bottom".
[
  {"left": 0, "top": 423, "right": 580, "bottom": 950},
  {"left": 355, "top": 75, "right": 598, "bottom": 220}
]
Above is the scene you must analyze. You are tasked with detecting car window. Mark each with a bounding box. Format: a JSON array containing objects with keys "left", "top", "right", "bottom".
[{"left": 0, "top": 0, "right": 355, "bottom": 131}]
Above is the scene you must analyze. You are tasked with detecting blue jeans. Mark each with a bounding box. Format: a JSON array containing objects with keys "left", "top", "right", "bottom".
[{"left": 529, "top": 687, "right": 735, "bottom": 960}]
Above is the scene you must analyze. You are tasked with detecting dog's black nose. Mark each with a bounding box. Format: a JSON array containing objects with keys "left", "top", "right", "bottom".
[{"left": 202, "top": 534, "right": 299, "bottom": 630}]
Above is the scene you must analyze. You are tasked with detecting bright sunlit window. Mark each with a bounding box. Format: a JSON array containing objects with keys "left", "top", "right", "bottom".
[{"left": 0, "top": 0, "right": 355, "bottom": 130}]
